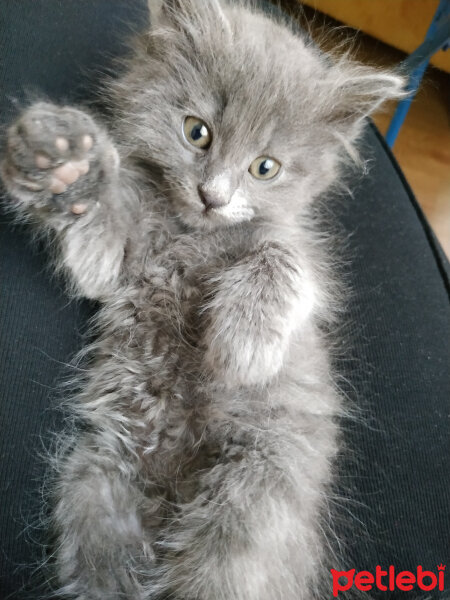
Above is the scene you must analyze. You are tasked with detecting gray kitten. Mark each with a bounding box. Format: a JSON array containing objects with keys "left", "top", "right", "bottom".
[{"left": 1, "top": 1, "right": 404, "bottom": 598}]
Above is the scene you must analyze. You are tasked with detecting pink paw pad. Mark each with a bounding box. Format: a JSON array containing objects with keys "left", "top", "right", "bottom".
[
  {"left": 49, "top": 179, "right": 68, "bottom": 194},
  {"left": 53, "top": 163, "right": 80, "bottom": 185},
  {"left": 82, "top": 135, "right": 93, "bottom": 151},
  {"left": 33, "top": 133, "right": 93, "bottom": 195},
  {"left": 35, "top": 153, "right": 52, "bottom": 169},
  {"left": 70, "top": 203, "right": 89, "bottom": 215},
  {"left": 55, "top": 136, "right": 69, "bottom": 152},
  {"left": 50, "top": 159, "right": 90, "bottom": 194}
]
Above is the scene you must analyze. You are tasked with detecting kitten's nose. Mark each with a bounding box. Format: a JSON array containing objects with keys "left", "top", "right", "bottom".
[{"left": 198, "top": 184, "right": 228, "bottom": 210}]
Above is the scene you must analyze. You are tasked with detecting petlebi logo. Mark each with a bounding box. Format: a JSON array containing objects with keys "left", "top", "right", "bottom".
[{"left": 330, "top": 564, "right": 446, "bottom": 597}]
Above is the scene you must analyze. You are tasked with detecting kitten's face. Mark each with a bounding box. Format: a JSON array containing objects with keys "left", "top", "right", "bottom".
[
  {"left": 115, "top": 1, "right": 403, "bottom": 230},
  {"left": 177, "top": 114, "right": 282, "bottom": 228},
  {"left": 154, "top": 84, "right": 311, "bottom": 231}
]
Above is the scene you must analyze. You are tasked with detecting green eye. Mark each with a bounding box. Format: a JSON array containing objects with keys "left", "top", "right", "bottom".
[
  {"left": 249, "top": 156, "right": 281, "bottom": 180},
  {"left": 183, "top": 116, "right": 212, "bottom": 149}
]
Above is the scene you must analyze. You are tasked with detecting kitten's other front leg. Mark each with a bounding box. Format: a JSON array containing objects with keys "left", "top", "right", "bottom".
[
  {"left": 1, "top": 103, "right": 135, "bottom": 299},
  {"left": 202, "top": 242, "right": 316, "bottom": 387}
]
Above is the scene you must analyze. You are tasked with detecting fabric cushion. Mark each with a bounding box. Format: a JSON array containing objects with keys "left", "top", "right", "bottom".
[{"left": 0, "top": 1, "right": 448, "bottom": 597}]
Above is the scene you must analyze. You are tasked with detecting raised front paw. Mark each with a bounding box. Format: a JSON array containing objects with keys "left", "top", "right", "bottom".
[{"left": 1, "top": 102, "right": 118, "bottom": 215}]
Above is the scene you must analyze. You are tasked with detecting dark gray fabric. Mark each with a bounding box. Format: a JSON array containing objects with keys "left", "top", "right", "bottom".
[
  {"left": 0, "top": 2, "right": 449, "bottom": 598},
  {"left": 335, "top": 124, "right": 450, "bottom": 578}
]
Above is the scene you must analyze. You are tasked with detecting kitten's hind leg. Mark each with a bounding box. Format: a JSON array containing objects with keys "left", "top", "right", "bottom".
[
  {"left": 52, "top": 433, "right": 160, "bottom": 600},
  {"left": 155, "top": 430, "right": 330, "bottom": 600}
]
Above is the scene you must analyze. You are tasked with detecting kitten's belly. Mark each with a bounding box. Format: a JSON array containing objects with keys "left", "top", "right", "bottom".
[
  {"left": 87, "top": 253, "right": 336, "bottom": 491},
  {"left": 109, "top": 264, "right": 204, "bottom": 389},
  {"left": 86, "top": 269, "right": 210, "bottom": 483}
]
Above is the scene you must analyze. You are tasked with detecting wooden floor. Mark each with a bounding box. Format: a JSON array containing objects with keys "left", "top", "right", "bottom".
[{"left": 282, "top": 3, "right": 450, "bottom": 257}]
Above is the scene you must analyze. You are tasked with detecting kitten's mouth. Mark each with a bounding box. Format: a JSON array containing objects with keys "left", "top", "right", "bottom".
[
  {"left": 201, "top": 201, "right": 255, "bottom": 226},
  {"left": 171, "top": 187, "right": 255, "bottom": 229},
  {"left": 200, "top": 205, "right": 224, "bottom": 224},
  {"left": 201, "top": 205, "right": 218, "bottom": 216}
]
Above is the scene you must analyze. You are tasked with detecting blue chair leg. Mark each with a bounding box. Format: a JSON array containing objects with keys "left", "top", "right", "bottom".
[{"left": 386, "top": 0, "right": 450, "bottom": 148}]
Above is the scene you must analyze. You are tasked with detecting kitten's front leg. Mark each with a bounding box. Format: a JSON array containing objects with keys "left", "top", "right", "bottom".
[
  {"left": 202, "top": 242, "right": 316, "bottom": 387},
  {"left": 1, "top": 102, "right": 134, "bottom": 299}
]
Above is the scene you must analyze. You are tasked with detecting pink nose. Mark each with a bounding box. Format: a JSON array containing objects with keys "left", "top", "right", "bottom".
[{"left": 198, "top": 185, "right": 228, "bottom": 210}]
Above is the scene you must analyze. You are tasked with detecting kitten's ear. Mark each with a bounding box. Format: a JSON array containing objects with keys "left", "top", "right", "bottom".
[
  {"left": 147, "top": 0, "right": 163, "bottom": 24},
  {"left": 148, "top": 0, "right": 230, "bottom": 34},
  {"left": 325, "top": 62, "right": 407, "bottom": 139}
]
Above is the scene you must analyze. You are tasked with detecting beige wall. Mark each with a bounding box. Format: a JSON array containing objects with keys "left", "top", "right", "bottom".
[{"left": 300, "top": 0, "right": 450, "bottom": 73}]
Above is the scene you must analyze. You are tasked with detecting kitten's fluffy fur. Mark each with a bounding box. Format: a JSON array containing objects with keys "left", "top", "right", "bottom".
[{"left": 1, "top": 1, "right": 404, "bottom": 598}]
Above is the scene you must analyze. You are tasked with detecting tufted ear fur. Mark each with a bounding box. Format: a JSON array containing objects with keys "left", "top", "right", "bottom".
[
  {"left": 147, "top": 0, "right": 163, "bottom": 23},
  {"left": 323, "top": 60, "right": 407, "bottom": 139},
  {"left": 148, "top": 0, "right": 231, "bottom": 36}
]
